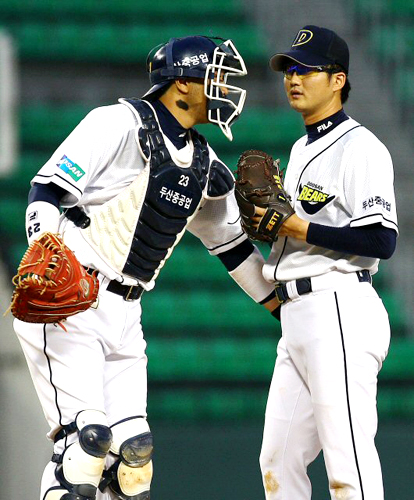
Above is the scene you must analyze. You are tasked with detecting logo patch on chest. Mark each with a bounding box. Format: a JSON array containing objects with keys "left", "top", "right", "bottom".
[{"left": 297, "top": 183, "right": 335, "bottom": 214}]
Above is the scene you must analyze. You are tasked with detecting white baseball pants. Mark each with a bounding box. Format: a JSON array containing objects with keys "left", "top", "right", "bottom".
[
  {"left": 260, "top": 273, "right": 390, "bottom": 500},
  {"left": 14, "top": 280, "right": 148, "bottom": 500}
]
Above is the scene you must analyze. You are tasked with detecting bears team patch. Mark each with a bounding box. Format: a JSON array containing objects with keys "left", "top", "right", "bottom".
[
  {"left": 57, "top": 155, "right": 85, "bottom": 181},
  {"left": 297, "top": 183, "right": 335, "bottom": 215}
]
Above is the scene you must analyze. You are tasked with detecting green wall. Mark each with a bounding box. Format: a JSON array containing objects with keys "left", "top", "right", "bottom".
[{"left": 150, "top": 422, "right": 414, "bottom": 499}]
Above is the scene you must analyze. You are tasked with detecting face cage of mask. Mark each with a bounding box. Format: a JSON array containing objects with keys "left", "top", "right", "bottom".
[{"left": 204, "top": 40, "right": 247, "bottom": 141}]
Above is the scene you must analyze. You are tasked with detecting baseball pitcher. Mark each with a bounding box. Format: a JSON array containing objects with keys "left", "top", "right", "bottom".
[{"left": 234, "top": 26, "right": 398, "bottom": 500}]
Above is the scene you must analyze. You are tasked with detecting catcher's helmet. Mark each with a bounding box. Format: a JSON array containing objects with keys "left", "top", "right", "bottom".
[{"left": 143, "top": 35, "right": 247, "bottom": 141}]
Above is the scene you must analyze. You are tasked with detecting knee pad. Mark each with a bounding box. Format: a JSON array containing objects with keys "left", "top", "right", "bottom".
[
  {"left": 43, "top": 487, "right": 69, "bottom": 500},
  {"left": 110, "top": 417, "right": 153, "bottom": 466},
  {"left": 78, "top": 422, "right": 112, "bottom": 459},
  {"left": 44, "top": 489, "right": 92, "bottom": 500},
  {"left": 100, "top": 417, "right": 153, "bottom": 499},
  {"left": 112, "top": 419, "right": 153, "bottom": 468},
  {"left": 53, "top": 410, "right": 112, "bottom": 499},
  {"left": 108, "top": 461, "right": 153, "bottom": 500}
]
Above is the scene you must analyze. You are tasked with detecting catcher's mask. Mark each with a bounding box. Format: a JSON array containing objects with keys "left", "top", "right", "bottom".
[{"left": 143, "top": 35, "right": 247, "bottom": 141}]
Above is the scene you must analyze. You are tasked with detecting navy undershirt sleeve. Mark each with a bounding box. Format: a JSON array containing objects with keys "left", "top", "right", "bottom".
[
  {"left": 217, "top": 238, "right": 255, "bottom": 271},
  {"left": 307, "top": 222, "right": 397, "bottom": 259},
  {"left": 28, "top": 182, "right": 68, "bottom": 208}
]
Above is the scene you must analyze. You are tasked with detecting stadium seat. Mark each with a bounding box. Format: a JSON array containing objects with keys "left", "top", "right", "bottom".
[
  {"left": 20, "top": 103, "right": 93, "bottom": 151},
  {"left": 147, "top": 337, "right": 414, "bottom": 383},
  {"left": 386, "top": 0, "right": 414, "bottom": 18},
  {"left": 351, "top": 0, "right": 386, "bottom": 22},
  {"left": 197, "top": 109, "right": 304, "bottom": 155},
  {"left": 394, "top": 68, "right": 414, "bottom": 121},
  {"left": 368, "top": 24, "right": 414, "bottom": 65},
  {"left": 19, "top": 103, "right": 303, "bottom": 156},
  {"left": 146, "top": 387, "right": 270, "bottom": 421},
  {"left": 143, "top": 337, "right": 414, "bottom": 420},
  {"left": 141, "top": 288, "right": 278, "bottom": 332},
  {"left": 0, "top": 0, "right": 244, "bottom": 24},
  {"left": 0, "top": 198, "right": 27, "bottom": 238},
  {"left": 352, "top": 0, "right": 414, "bottom": 21},
  {"left": 147, "top": 338, "right": 277, "bottom": 381},
  {"left": 6, "top": 22, "right": 268, "bottom": 64}
]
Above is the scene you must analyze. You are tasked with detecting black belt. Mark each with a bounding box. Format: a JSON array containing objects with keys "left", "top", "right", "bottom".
[
  {"left": 275, "top": 270, "right": 371, "bottom": 304},
  {"left": 107, "top": 280, "right": 144, "bottom": 301},
  {"left": 85, "top": 267, "right": 144, "bottom": 301}
]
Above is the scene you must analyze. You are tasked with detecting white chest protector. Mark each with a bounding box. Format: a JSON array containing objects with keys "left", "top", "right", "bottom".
[{"left": 74, "top": 99, "right": 234, "bottom": 284}]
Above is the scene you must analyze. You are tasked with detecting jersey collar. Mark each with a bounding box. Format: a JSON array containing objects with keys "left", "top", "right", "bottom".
[{"left": 306, "top": 109, "right": 349, "bottom": 145}]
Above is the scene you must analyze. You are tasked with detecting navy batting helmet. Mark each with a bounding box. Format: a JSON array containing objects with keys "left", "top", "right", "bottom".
[{"left": 143, "top": 35, "right": 247, "bottom": 141}]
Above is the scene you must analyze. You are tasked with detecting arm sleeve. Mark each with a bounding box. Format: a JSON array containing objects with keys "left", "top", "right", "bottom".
[
  {"left": 25, "top": 183, "right": 67, "bottom": 243},
  {"left": 28, "top": 182, "right": 68, "bottom": 208},
  {"left": 307, "top": 222, "right": 397, "bottom": 259},
  {"left": 187, "top": 193, "right": 247, "bottom": 254},
  {"left": 188, "top": 194, "right": 275, "bottom": 303},
  {"left": 226, "top": 245, "right": 276, "bottom": 303},
  {"left": 216, "top": 239, "right": 254, "bottom": 271},
  {"left": 25, "top": 201, "right": 61, "bottom": 244},
  {"left": 217, "top": 239, "right": 276, "bottom": 303},
  {"left": 344, "top": 137, "right": 398, "bottom": 233}
]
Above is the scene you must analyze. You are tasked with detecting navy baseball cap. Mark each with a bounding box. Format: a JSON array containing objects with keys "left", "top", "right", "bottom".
[{"left": 270, "top": 25, "right": 349, "bottom": 74}]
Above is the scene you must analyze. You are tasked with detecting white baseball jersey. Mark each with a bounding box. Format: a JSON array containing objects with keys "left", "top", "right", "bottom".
[{"left": 262, "top": 117, "right": 398, "bottom": 283}]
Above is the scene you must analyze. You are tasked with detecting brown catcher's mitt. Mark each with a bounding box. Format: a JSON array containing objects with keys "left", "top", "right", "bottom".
[
  {"left": 9, "top": 232, "right": 99, "bottom": 328},
  {"left": 234, "top": 149, "right": 294, "bottom": 242}
]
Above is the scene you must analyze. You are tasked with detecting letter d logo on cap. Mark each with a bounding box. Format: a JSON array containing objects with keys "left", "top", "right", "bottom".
[{"left": 292, "top": 29, "right": 313, "bottom": 47}]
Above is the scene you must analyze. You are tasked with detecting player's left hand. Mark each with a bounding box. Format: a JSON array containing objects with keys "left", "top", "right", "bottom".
[
  {"left": 7, "top": 232, "right": 100, "bottom": 329},
  {"left": 234, "top": 149, "right": 295, "bottom": 242}
]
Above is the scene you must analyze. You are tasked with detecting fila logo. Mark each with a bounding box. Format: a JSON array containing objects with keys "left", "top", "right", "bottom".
[
  {"left": 317, "top": 121, "right": 333, "bottom": 133},
  {"left": 28, "top": 210, "right": 38, "bottom": 221},
  {"left": 292, "top": 29, "right": 313, "bottom": 47}
]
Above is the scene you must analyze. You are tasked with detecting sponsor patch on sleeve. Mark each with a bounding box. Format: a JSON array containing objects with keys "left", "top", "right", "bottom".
[
  {"left": 56, "top": 155, "right": 85, "bottom": 182},
  {"left": 362, "top": 196, "right": 391, "bottom": 212}
]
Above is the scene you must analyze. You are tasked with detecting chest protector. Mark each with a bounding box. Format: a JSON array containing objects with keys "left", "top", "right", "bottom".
[
  {"left": 80, "top": 99, "right": 234, "bottom": 285},
  {"left": 123, "top": 98, "right": 211, "bottom": 282}
]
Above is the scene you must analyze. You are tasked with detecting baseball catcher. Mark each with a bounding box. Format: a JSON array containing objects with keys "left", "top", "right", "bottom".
[
  {"left": 8, "top": 232, "right": 99, "bottom": 329},
  {"left": 234, "top": 149, "right": 294, "bottom": 242},
  {"left": 11, "top": 35, "right": 284, "bottom": 500}
]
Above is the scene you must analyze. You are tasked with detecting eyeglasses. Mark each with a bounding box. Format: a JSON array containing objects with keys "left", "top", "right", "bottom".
[{"left": 283, "top": 63, "right": 339, "bottom": 80}]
